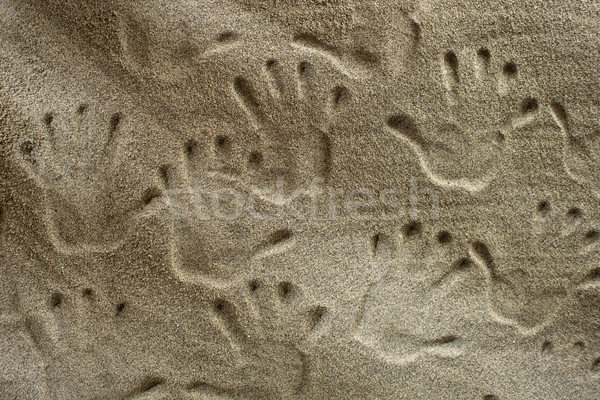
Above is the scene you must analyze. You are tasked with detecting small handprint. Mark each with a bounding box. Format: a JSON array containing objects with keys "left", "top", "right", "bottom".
[
  {"left": 144, "top": 137, "right": 296, "bottom": 290},
  {"left": 355, "top": 222, "right": 472, "bottom": 363},
  {"left": 468, "top": 196, "right": 600, "bottom": 333},
  {"left": 230, "top": 56, "right": 350, "bottom": 194},
  {"left": 387, "top": 47, "right": 538, "bottom": 191},
  {"left": 207, "top": 279, "right": 327, "bottom": 397},
  {"left": 19, "top": 105, "right": 138, "bottom": 254}
]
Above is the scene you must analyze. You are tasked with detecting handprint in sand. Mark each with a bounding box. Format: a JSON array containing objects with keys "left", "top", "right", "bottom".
[{"left": 387, "top": 47, "right": 539, "bottom": 191}]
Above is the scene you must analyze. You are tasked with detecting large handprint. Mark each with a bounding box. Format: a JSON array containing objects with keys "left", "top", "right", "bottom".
[
  {"left": 135, "top": 49, "right": 352, "bottom": 289},
  {"left": 387, "top": 47, "right": 538, "bottom": 191}
]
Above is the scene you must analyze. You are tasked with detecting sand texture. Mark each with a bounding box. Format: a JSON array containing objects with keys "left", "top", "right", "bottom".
[{"left": 0, "top": 0, "right": 600, "bottom": 398}]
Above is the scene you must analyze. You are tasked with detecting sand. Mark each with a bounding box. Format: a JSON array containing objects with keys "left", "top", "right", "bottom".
[{"left": 0, "top": 0, "right": 599, "bottom": 398}]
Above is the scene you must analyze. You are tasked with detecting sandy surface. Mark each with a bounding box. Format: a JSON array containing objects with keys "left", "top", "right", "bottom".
[{"left": 0, "top": 0, "right": 600, "bottom": 398}]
